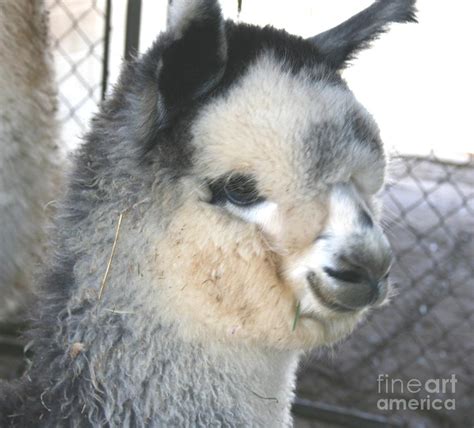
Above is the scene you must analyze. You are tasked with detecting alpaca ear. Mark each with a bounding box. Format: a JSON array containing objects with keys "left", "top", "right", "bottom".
[
  {"left": 158, "top": 0, "right": 227, "bottom": 110},
  {"left": 308, "top": 0, "right": 417, "bottom": 70}
]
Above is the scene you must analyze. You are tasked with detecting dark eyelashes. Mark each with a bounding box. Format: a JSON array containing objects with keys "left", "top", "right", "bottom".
[
  {"left": 208, "top": 178, "right": 228, "bottom": 205},
  {"left": 208, "top": 174, "right": 265, "bottom": 207}
]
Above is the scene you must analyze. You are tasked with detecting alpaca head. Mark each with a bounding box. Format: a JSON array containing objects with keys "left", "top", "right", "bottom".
[{"left": 114, "top": 0, "right": 416, "bottom": 350}]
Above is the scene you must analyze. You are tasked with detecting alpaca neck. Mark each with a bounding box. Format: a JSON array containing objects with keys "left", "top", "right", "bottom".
[
  {"left": 93, "top": 318, "right": 300, "bottom": 426},
  {"left": 173, "top": 341, "right": 300, "bottom": 427}
]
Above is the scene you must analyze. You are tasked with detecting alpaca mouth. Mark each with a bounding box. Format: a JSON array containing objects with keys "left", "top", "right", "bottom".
[
  {"left": 308, "top": 277, "right": 361, "bottom": 313},
  {"left": 306, "top": 271, "right": 384, "bottom": 313},
  {"left": 311, "top": 285, "right": 360, "bottom": 313}
]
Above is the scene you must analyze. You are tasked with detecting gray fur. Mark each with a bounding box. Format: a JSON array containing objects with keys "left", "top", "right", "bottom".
[{"left": 0, "top": 0, "right": 60, "bottom": 321}]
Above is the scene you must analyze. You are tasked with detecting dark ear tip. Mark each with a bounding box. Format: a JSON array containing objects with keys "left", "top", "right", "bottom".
[
  {"left": 392, "top": 0, "right": 418, "bottom": 22},
  {"left": 375, "top": 0, "right": 418, "bottom": 24},
  {"left": 405, "top": 4, "right": 418, "bottom": 23}
]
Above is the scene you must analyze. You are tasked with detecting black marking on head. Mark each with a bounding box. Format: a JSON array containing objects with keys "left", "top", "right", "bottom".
[
  {"left": 137, "top": 18, "right": 342, "bottom": 165},
  {"left": 209, "top": 174, "right": 264, "bottom": 207},
  {"left": 98, "top": 6, "right": 347, "bottom": 172},
  {"left": 128, "top": 10, "right": 337, "bottom": 166},
  {"left": 220, "top": 22, "right": 340, "bottom": 89},
  {"left": 308, "top": 0, "right": 417, "bottom": 69}
]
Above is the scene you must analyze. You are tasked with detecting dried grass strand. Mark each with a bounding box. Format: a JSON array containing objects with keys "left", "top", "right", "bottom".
[
  {"left": 292, "top": 301, "right": 301, "bottom": 332},
  {"left": 98, "top": 212, "right": 124, "bottom": 300}
]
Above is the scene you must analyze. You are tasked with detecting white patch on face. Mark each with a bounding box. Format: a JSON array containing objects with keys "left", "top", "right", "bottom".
[
  {"left": 284, "top": 185, "right": 368, "bottom": 309},
  {"left": 324, "top": 183, "right": 362, "bottom": 236},
  {"left": 287, "top": 184, "right": 362, "bottom": 271},
  {"left": 225, "top": 200, "right": 282, "bottom": 237},
  {"left": 287, "top": 240, "right": 333, "bottom": 302},
  {"left": 287, "top": 184, "right": 363, "bottom": 276}
]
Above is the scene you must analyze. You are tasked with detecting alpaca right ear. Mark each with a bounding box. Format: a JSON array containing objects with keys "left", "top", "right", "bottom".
[
  {"left": 308, "top": 0, "right": 417, "bottom": 70},
  {"left": 158, "top": 0, "right": 227, "bottom": 111}
]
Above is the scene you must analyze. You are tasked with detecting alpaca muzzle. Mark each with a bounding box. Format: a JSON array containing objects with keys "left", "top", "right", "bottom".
[
  {"left": 310, "top": 229, "right": 393, "bottom": 311},
  {"left": 292, "top": 183, "right": 393, "bottom": 313}
]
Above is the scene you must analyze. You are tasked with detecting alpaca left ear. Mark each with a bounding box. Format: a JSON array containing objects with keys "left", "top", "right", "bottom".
[
  {"left": 308, "top": 0, "right": 417, "bottom": 70},
  {"left": 158, "top": 0, "right": 227, "bottom": 110}
]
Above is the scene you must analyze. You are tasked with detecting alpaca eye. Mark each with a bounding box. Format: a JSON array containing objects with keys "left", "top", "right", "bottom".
[
  {"left": 209, "top": 174, "right": 264, "bottom": 207},
  {"left": 224, "top": 176, "right": 263, "bottom": 206}
]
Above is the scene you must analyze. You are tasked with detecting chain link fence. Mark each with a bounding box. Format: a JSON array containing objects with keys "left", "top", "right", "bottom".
[
  {"left": 47, "top": 0, "right": 109, "bottom": 151},
  {"left": 1, "top": 2, "right": 472, "bottom": 427},
  {"left": 296, "top": 155, "right": 474, "bottom": 427}
]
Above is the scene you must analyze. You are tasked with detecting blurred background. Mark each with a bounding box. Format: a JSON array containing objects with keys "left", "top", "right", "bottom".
[{"left": 2, "top": 1, "right": 473, "bottom": 427}]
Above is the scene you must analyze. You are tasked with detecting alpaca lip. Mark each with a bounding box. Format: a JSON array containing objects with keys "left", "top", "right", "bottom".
[{"left": 306, "top": 272, "right": 363, "bottom": 313}]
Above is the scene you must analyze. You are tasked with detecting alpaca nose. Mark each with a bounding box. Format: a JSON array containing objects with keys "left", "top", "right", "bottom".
[
  {"left": 306, "top": 230, "right": 393, "bottom": 311},
  {"left": 307, "top": 254, "right": 391, "bottom": 312},
  {"left": 302, "top": 183, "right": 394, "bottom": 311},
  {"left": 322, "top": 235, "right": 393, "bottom": 310},
  {"left": 322, "top": 261, "right": 390, "bottom": 309}
]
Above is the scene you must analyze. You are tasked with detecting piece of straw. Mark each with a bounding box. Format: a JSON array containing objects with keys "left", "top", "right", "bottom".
[{"left": 98, "top": 212, "right": 123, "bottom": 299}]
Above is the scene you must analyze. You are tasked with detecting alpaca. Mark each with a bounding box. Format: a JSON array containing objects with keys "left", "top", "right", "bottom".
[
  {"left": 0, "top": 0, "right": 416, "bottom": 426},
  {"left": 0, "top": 0, "right": 59, "bottom": 321}
]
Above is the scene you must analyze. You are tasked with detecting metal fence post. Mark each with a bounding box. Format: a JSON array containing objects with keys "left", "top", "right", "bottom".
[
  {"left": 101, "top": 0, "right": 112, "bottom": 99},
  {"left": 124, "top": 0, "right": 142, "bottom": 61}
]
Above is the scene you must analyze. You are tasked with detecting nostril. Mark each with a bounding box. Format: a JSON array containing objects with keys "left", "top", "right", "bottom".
[{"left": 323, "top": 267, "right": 366, "bottom": 284}]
